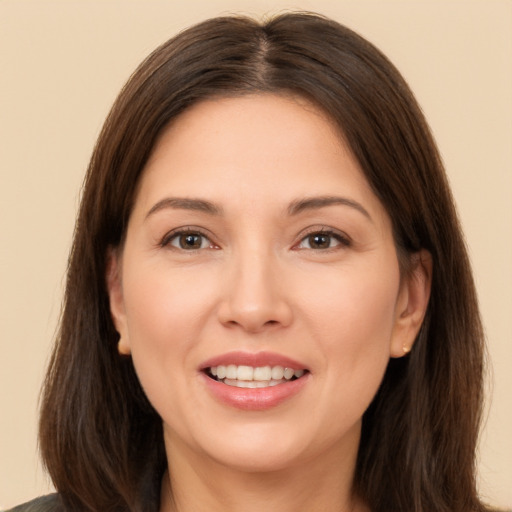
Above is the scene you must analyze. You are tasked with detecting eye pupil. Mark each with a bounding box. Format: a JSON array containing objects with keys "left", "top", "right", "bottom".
[
  {"left": 309, "top": 234, "right": 330, "bottom": 249},
  {"left": 180, "top": 234, "right": 202, "bottom": 249}
]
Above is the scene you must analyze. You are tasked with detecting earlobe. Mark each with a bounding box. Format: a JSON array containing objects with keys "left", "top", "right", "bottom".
[
  {"left": 117, "top": 337, "right": 131, "bottom": 356},
  {"left": 106, "top": 247, "right": 131, "bottom": 355},
  {"left": 390, "top": 250, "right": 432, "bottom": 358}
]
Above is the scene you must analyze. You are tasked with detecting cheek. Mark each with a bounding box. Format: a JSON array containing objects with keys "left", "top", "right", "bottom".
[
  {"left": 120, "top": 261, "right": 219, "bottom": 411},
  {"left": 123, "top": 259, "right": 217, "bottom": 346},
  {"left": 301, "top": 258, "right": 399, "bottom": 345},
  {"left": 298, "top": 257, "right": 400, "bottom": 406}
]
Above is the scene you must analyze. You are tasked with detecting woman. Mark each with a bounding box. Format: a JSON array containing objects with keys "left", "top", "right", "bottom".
[{"left": 8, "top": 12, "right": 499, "bottom": 512}]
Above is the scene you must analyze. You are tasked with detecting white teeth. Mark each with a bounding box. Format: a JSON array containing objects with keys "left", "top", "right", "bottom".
[
  {"left": 237, "top": 365, "right": 254, "bottom": 381},
  {"left": 226, "top": 364, "right": 237, "bottom": 379},
  {"left": 283, "top": 367, "right": 295, "bottom": 380},
  {"left": 271, "top": 365, "right": 284, "bottom": 380},
  {"left": 216, "top": 366, "right": 226, "bottom": 379},
  {"left": 223, "top": 378, "right": 287, "bottom": 388},
  {"left": 209, "top": 364, "right": 306, "bottom": 386},
  {"left": 254, "top": 366, "right": 272, "bottom": 380}
]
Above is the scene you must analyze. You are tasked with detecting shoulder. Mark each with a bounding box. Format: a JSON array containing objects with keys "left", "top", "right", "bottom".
[{"left": 4, "top": 494, "right": 64, "bottom": 512}]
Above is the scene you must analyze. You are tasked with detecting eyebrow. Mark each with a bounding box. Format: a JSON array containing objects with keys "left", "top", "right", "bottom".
[
  {"left": 287, "top": 195, "right": 372, "bottom": 221},
  {"left": 145, "top": 195, "right": 372, "bottom": 221},
  {"left": 145, "top": 197, "right": 223, "bottom": 219}
]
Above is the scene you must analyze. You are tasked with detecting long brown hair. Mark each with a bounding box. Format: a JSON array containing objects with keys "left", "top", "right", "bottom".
[{"left": 39, "top": 12, "right": 491, "bottom": 512}]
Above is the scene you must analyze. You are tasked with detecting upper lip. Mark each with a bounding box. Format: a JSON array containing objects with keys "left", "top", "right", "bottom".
[{"left": 200, "top": 351, "right": 309, "bottom": 371}]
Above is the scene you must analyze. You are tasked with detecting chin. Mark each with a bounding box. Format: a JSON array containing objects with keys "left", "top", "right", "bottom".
[
  {"left": 164, "top": 418, "right": 313, "bottom": 474},
  {"left": 208, "top": 442, "right": 308, "bottom": 474},
  {"left": 190, "top": 419, "right": 353, "bottom": 475}
]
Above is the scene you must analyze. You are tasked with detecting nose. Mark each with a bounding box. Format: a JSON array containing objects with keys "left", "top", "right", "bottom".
[{"left": 216, "top": 247, "right": 293, "bottom": 333}]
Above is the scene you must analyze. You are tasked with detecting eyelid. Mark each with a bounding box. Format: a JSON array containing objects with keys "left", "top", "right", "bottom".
[
  {"left": 160, "top": 226, "right": 218, "bottom": 250},
  {"left": 293, "top": 226, "right": 352, "bottom": 250},
  {"left": 158, "top": 225, "right": 351, "bottom": 251}
]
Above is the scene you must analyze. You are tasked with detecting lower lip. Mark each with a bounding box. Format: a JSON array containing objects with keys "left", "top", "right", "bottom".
[{"left": 201, "top": 373, "right": 310, "bottom": 411}]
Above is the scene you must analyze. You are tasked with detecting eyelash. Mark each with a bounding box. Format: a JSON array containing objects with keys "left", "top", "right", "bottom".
[
  {"left": 160, "top": 227, "right": 351, "bottom": 252},
  {"left": 160, "top": 227, "right": 216, "bottom": 251},
  {"left": 294, "top": 228, "right": 351, "bottom": 251}
]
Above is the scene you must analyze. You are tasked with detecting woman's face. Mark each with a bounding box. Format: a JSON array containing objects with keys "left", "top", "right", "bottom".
[{"left": 108, "top": 94, "right": 428, "bottom": 474}]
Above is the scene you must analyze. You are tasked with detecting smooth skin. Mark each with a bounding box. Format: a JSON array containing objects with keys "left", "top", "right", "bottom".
[{"left": 107, "top": 94, "right": 431, "bottom": 512}]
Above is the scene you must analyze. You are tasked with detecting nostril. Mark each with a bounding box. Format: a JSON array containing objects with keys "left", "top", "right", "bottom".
[{"left": 216, "top": 283, "right": 293, "bottom": 332}]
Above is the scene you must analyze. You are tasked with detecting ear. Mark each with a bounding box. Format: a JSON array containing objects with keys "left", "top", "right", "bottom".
[
  {"left": 106, "top": 247, "right": 131, "bottom": 355},
  {"left": 390, "top": 250, "right": 432, "bottom": 358}
]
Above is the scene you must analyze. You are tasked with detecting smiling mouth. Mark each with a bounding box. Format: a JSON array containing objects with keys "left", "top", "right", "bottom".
[{"left": 206, "top": 365, "right": 307, "bottom": 389}]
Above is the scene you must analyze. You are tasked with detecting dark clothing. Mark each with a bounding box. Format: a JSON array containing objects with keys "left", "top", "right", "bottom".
[{"left": 5, "top": 495, "right": 64, "bottom": 512}]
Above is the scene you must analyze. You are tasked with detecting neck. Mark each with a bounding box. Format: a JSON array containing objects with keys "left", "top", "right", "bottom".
[{"left": 160, "top": 429, "right": 369, "bottom": 512}]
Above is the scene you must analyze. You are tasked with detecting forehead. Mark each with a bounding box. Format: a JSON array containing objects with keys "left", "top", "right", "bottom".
[
  {"left": 133, "top": 93, "right": 385, "bottom": 222},
  {"left": 147, "top": 93, "right": 346, "bottom": 166}
]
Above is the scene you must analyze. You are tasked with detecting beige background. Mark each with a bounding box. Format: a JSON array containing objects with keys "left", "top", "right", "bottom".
[{"left": 0, "top": 0, "right": 511, "bottom": 509}]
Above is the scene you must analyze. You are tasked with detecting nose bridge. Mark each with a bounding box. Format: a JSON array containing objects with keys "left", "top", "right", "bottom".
[{"left": 218, "top": 239, "right": 292, "bottom": 331}]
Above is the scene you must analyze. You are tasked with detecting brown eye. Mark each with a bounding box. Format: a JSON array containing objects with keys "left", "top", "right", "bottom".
[
  {"left": 180, "top": 234, "right": 203, "bottom": 249},
  {"left": 167, "top": 232, "right": 211, "bottom": 250},
  {"left": 297, "top": 230, "right": 350, "bottom": 250},
  {"left": 308, "top": 234, "right": 331, "bottom": 249}
]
